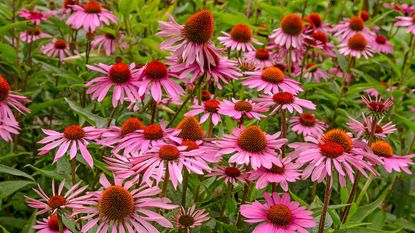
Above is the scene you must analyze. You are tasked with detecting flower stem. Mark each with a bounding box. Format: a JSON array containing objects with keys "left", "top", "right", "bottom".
[
  {"left": 71, "top": 159, "right": 76, "bottom": 184},
  {"left": 287, "top": 48, "right": 292, "bottom": 74},
  {"left": 57, "top": 211, "right": 64, "bottom": 233},
  {"left": 160, "top": 162, "right": 169, "bottom": 197},
  {"left": 106, "top": 106, "right": 118, "bottom": 127},
  {"left": 150, "top": 100, "right": 157, "bottom": 124},
  {"left": 236, "top": 183, "right": 250, "bottom": 227},
  {"left": 280, "top": 109, "right": 287, "bottom": 156},
  {"left": 332, "top": 57, "right": 354, "bottom": 127},
  {"left": 318, "top": 174, "right": 333, "bottom": 233},
  {"left": 207, "top": 113, "right": 214, "bottom": 137},
  {"left": 355, "top": 174, "right": 373, "bottom": 206},
  {"left": 181, "top": 169, "right": 189, "bottom": 207},
  {"left": 221, "top": 183, "right": 233, "bottom": 213},
  {"left": 399, "top": 34, "right": 415, "bottom": 88}
]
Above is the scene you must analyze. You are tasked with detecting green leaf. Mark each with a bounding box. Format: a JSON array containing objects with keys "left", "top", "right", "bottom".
[
  {"left": 0, "top": 43, "right": 17, "bottom": 64},
  {"left": 0, "top": 164, "right": 34, "bottom": 181},
  {"left": 25, "top": 165, "right": 65, "bottom": 180},
  {"left": 20, "top": 213, "right": 36, "bottom": 233},
  {"left": 395, "top": 113, "right": 415, "bottom": 130},
  {"left": 0, "top": 181, "right": 33, "bottom": 199},
  {"left": 0, "top": 21, "right": 28, "bottom": 34},
  {"left": 65, "top": 98, "right": 107, "bottom": 127},
  {"left": 0, "top": 225, "right": 10, "bottom": 233},
  {"left": 349, "top": 187, "right": 389, "bottom": 223},
  {"left": 62, "top": 214, "right": 79, "bottom": 233}
]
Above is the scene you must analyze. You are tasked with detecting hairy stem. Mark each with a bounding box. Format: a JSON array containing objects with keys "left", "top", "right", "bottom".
[{"left": 318, "top": 174, "right": 333, "bottom": 233}]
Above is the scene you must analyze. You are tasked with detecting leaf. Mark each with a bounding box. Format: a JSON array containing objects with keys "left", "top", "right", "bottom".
[
  {"left": 0, "top": 181, "right": 33, "bottom": 199},
  {"left": 0, "top": 21, "right": 28, "bottom": 34},
  {"left": 20, "top": 213, "right": 36, "bottom": 233},
  {"left": 349, "top": 187, "right": 389, "bottom": 223},
  {"left": 62, "top": 215, "right": 79, "bottom": 233},
  {"left": 65, "top": 98, "right": 107, "bottom": 127},
  {"left": 25, "top": 165, "right": 65, "bottom": 180},
  {"left": 0, "top": 43, "right": 17, "bottom": 64},
  {"left": 0, "top": 225, "right": 10, "bottom": 233},
  {"left": 395, "top": 113, "right": 415, "bottom": 130},
  {"left": 0, "top": 164, "right": 34, "bottom": 181}
]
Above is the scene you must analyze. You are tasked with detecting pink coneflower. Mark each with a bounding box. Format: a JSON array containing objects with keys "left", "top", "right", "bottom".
[
  {"left": 304, "top": 12, "right": 331, "bottom": 33},
  {"left": 215, "top": 126, "right": 287, "bottom": 170},
  {"left": 366, "top": 141, "right": 414, "bottom": 174},
  {"left": 328, "top": 65, "right": 351, "bottom": 83},
  {"left": 207, "top": 164, "right": 249, "bottom": 187},
  {"left": 361, "top": 95, "right": 393, "bottom": 114},
  {"left": 138, "top": 60, "right": 184, "bottom": 103},
  {"left": 339, "top": 33, "right": 374, "bottom": 59},
  {"left": 244, "top": 48, "right": 275, "bottom": 69},
  {"left": 371, "top": 35, "right": 393, "bottom": 54},
  {"left": 219, "top": 98, "right": 267, "bottom": 121},
  {"left": 86, "top": 62, "right": 141, "bottom": 107},
  {"left": 41, "top": 39, "right": 74, "bottom": 62},
  {"left": 249, "top": 156, "right": 301, "bottom": 191},
  {"left": 254, "top": 92, "right": 316, "bottom": 115},
  {"left": 243, "top": 67, "right": 303, "bottom": 95},
  {"left": 174, "top": 205, "right": 209, "bottom": 232},
  {"left": 270, "top": 14, "right": 306, "bottom": 49},
  {"left": 185, "top": 99, "right": 222, "bottom": 126},
  {"left": 240, "top": 192, "right": 316, "bottom": 233},
  {"left": 20, "top": 27, "right": 51, "bottom": 43},
  {"left": 33, "top": 214, "right": 71, "bottom": 233},
  {"left": 98, "top": 117, "right": 144, "bottom": 147},
  {"left": 310, "top": 31, "right": 336, "bottom": 59},
  {"left": 289, "top": 112, "right": 326, "bottom": 137},
  {"left": 91, "top": 32, "right": 127, "bottom": 56},
  {"left": 157, "top": 10, "right": 221, "bottom": 70},
  {"left": 73, "top": 174, "right": 177, "bottom": 233},
  {"left": 348, "top": 113, "right": 396, "bottom": 139},
  {"left": 0, "top": 76, "right": 30, "bottom": 122},
  {"left": 299, "top": 62, "right": 329, "bottom": 82},
  {"left": 26, "top": 180, "right": 88, "bottom": 215},
  {"left": 66, "top": 0, "right": 117, "bottom": 32},
  {"left": 385, "top": 3, "right": 414, "bottom": 14},
  {"left": 0, "top": 119, "right": 20, "bottom": 141},
  {"left": 334, "top": 16, "right": 375, "bottom": 41},
  {"left": 395, "top": 14, "right": 415, "bottom": 35},
  {"left": 19, "top": 8, "right": 53, "bottom": 24},
  {"left": 37, "top": 125, "right": 101, "bottom": 167},
  {"left": 56, "top": 0, "right": 79, "bottom": 18},
  {"left": 218, "top": 24, "right": 262, "bottom": 52}
]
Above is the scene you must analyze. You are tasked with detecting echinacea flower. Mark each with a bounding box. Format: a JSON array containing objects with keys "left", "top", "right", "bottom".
[
  {"left": 157, "top": 10, "right": 221, "bottom": 70},
  {"left": 86, "top": 62, "right": 141, "bottom": 107},
  {"left": 243, "top": 67, "right": 303, "bottom": 95},
  {"left": 138, "top": 60, "right": 184, "bottom": 103},
  {"left": 0, "top": 76, "right": 31, "bottom": 123},
  {"left": 20, "top": 27, "right": 51, "bottom": 43},
  {"left": 73, "top": 174, "right": 177, "bottom": 233},
  {"left": 98, "top": 117, "right": 145, "bottom": 147},
  {"left": 219, "top": 98, "right": 267, "bottom": 121},
  {"left": 289, "top": 112, "right": 326, "bottom": 137},
  {"left": 0, "top": 119, "right": 20, "bottom": 142},
  {"left": 361, "top": 95, "right": 393, "bottom": 114},
  {"left": 328, "top": 65, "right": 351, "bottom": 83},
  {"left": 215, "top": 126, "right": 287, "bottom": 170},
  {"left": 338, "top": 33, "right": 374, "bottom": 59},
  {"left": 66, "top": 0, "right": 117, "bottom": 32},
  {"left": 37, "top": 125, "right": 101, "bottom": 167},
  {"left": 185, "top": 99, "right": 222, "bottom": 126},
  {"left": 385, "top": 3, "right": 414, "bottom": 14},
  {"left": 26, "top": 180, "right": 88, "bottom": 215},
  {"left": 347, "top": 113, "right": 396, "bottom": 139},
  {"left": 33, "top": 214, "right": 71, "bottom": 233},
  {"left": 91, "top": 32, "right": 128, "bottom": 56},
  {"left": 366, "top": 141, "right": 414, "bottom": 174},
  {"left": 218, "top": 24, "right": 262, "bottom": 52},
  {"left": 174, "top": 205, "right": 209, "bottom": 232},
  {"left": 249, "top": 156, "right": 301, "bottom": 191},
  {"left": 207, "top": 164, "right": 249, "bottom": 187},
  {"left": 270, "top": 14, "right": 306, "bottom": 49},
  {"left": 19, "top": 8, "right": 53, "bottom": 24},
  {"left": 56, "top": 0, "right": 79, "bottom": 18},
  {"left": 371, "top": 35, "right": 393, "bottom": 54},
  {"left": 395, "top": 14, "right": 415, "bottom": 35},
  {"left": 298, "top": 62, "right": 329, "bottom": 82},
  {"left": 41, "top": 39, "right": 74, "bottom": 62},
  {"left": 244, "top": 48, "right": 275, "bottom": 69},
  {"left": 254, "top": 92, "right": 316, "bottom": 115},
  {"left": 310, "top": 31, "right": 336, "bottom": 58},
  {"left": 334, "top": 16, "right": 375, "bottom": 41},
  {"left": 240, "top": 192, "right": 316, "bottom": 233},
  {"left": 304, "top": 12, "right": 331, "bottom": 33}
]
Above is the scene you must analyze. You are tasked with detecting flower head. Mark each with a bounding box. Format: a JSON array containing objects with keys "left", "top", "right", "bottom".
[
  {"left": 218, "top": 24, "right": 263, "bottom": 52},
  {"left": 395, "top": 14, "right": 415, "bottom": 35},
  {"left": 19, "top": 8, "right": 53, "bottom": 24},
  {"left": 270, "top": 14, "right": 306, "bottom": 49},
  {"left": 33, "top": 214, "right": 71, "bottom": 233},
  {"left": 41, "top": 39, "right": 74, "bottom": 62},
  {"left": 339, "top": 33, "right": 374, "bottom": 58},
  {"left": 91, "top": 32, "right": 128, "bottom": 56},
  {"left": 334, "top": 16, "right": 375, "bottom": 41},
  {"left": 243, "top": 48, "right": 275, "bottom": 70},
  {"left": 207, "top": 164, "right": 249, "bottom": 187},
  {"left": 219, "top": 98, "right": 267, "bottom": 121},
  {"left": 254, "top": 92, "right": 316, "bottom": 115},
  {"left": 348, "top": 113, "right": 396, "bottom": 139},
  {"left": 367, "top": 141, "right": 414, "bottom": 174},
  {"left": 185, "top": 99, "right": 222, "bottom": 126},
  {"left": 20, "top": 27, "right": 51, "bottom": 43},
  {"left": 362, "top": 95, "right": 393, "bottom": 114},
  {"left": 174, "top": 205, "right": 209, "bottom": 231},
  {"left": 289, "top": 112, "right": 326, "bottom": 137}
]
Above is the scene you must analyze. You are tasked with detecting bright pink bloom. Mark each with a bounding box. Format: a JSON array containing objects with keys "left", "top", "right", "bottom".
[
  {"left": 361, "top": 95, "right": 393, "bottom": 113},
  {"left": 91, "top": 32, "right": 128, "bottom": 56},
  {"left": 333, "top": 16, "right": 376, "bottom": 41},
  {"left": 219, "top": 98, "right": 267, "bottom": 121},
  {"left": 0, "top": 120, "right": 20, "bottom": 142},
  {"left": 185, "top": 99, "right": 222, "bottom": 126},
  {"left": 19, "top": 8, "right": 53, "bottom": 24},
  {"left": 86, "top": 62, "right": 141, "bottom": 107},
  {"left": 41, "top": 39, "right": 74, "bottom": 62},
  {"left": 33, "top": 214, "right": 71, "bottom": 233},
  {"left": 174, "top": 205, "right": 209, "bottom": 231},
  {"left": 20, "top": 27, "right": 51, "bottom": 43},
  {"left": 66, "top": 1, "right": 117, "bottom": 32},
  {"left": 296, "top": 62, "right": 329, "bottom": 82},
  {"left": 254, "top": 92, "right": 316, "bottom": 115},
  {"left": 395, "top": 14, "right": 415, "bottom": 35},
  {"left": 73, "top": 174, "right": 177, "bottom": 233},
  {"left": 37, "top": 125, "right": 101, "bottom": 167},
  {"left": 348, "top": 114, "right": 396, "bottom": 139},
  {"left": 244, "top": 48, "right": 275, "bottom": 69},
  {"left": 289, "top": 113, "right": 326, "bottom": 137},
  {"left": 384, "top": 3, "right": 414, "bottom": 14},
  {"left": 240, "top": 192, "right": 316, "bottom": 233},
  {"left": 207, "top": 164, "right": 249, "bottom": 187},
  {"left": 98, "top": 117, "right": 144, "bottom": 147},
  {"left": 371, "top": 35, "right": 393, "bottom": 54},
  {"left": 270, "top": 14, "right": 306, "bottom": 49},
  {"left": 338, "top": 33, "right": 374, "bottom": 59},
  {"left": 0, "top": 76, "right": 31, "bottom": 123},
  {"left": 218, "top": 24, "right": 263, "bottom": 52}
]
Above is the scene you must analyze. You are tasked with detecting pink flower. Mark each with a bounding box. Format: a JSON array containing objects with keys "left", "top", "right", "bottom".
[
  {"left": 395, "top": 14, "right": 415, "bottom": 35},
  {"left": 86, "top": 62, "right": 141, "bottom": 107},
  {"left": 185, "top": 99, "right": 222, "bottom": 126},
  {"left": 37, "top": 125, "right": 101, "bottom": 168},
  {"left": 333, "top": 16, "right": 376, "bottom": 41},
  {"left": 254, "top": 92, "right": 316, "bottom": 115},
  {"left": 26, "top": 180, "right": 88, "bottom": 215},
  {"left": 243, "top": 67, "right": 303, "bottom": 95},
  {"left": 0, "top": 76, "right": 31, "bottom": 123},
  {"left": 289, "top": 112, "right": 326, "bottom": 137},
  {"left": 174, "top": 205, "right": 209, "bottom": 231},
  {"left": 20, "top": 27, "right": 51, "bottom": 43},
  {"left": 215, "top": 126, "right": 287, "bottom": 170},
  {"left": 33, "top": 214, "right": 71, "bottom": 233},
  {"left": 219, "top": 98, "right": 267, "bottom": 121},
  {"left": 240, "top": 192, "right": 316, "bottom": 233},
  {"left": 361, "top": 95, "right": 393, "bottom": 113},
  {"left": 0, "top": 119, "right": 20, "bottom": 142},
  {"left": 98, "top": 117, "right": 144, "bottom": 147},
  {"left": 73, "top": 174, "right": 177, "bottom": 233},
  {"left": 207, "top": 164, "right": 249, "bottom": 187},
  {"left": 66, "top": 1, "right": 117, "bottom": 32},
  {"left": 218, "top": 24, "right": 263, "bottom": 52},
  {"left": 138, "top": 61, "right": 184, "bottom": 103},
  {"left": 297, "top": 62, "right": 329, "bottom": 82},
  {"left": 91, "top": 32, "right": 128, "bottom": 56},
  {"left": 384, "top": 3, "right": 414, "bottom": 14},
  {"left": 304, "top": 12, "right": 332, "bottom": 34},
  {"left": 348, "top": 113, "right": 396, "bottom": 139},
  {"left": 19, "top": 8, "right": 53, "bottom": 24},
  {"left": 270, "top": 14, "right": 306, "bottom": 49},
  {"left": 157, "top": 10, "right": 221, "bottom": 71},
  {"left": 249, "top": 156, "right": 302, "bottom": 191},
  {"left": 41, "top": 39, "right": 74, "bottom": 62},
  {"left": 338, "top": 33, "right": 374, "bottom": 59},
  {"left": 243, "top": 48, "right": 275, "bottom": 69},
  {"left": 371, "top": 35, "right": 393, "bottom": 54},
  {"left": 328, "top": 66, "right": 351, "bottom": 83}
]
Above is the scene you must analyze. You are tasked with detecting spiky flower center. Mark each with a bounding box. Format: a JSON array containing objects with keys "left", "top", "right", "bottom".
[
  {"left": 267, "top": 164, "right": 285, "bottom": 174},
  {"left": 321, "top": 129, "right": 353, "bottom": 152},
  {"left": 63, "top": 125, "right": 85, "bottom": 140},
  {"left": 261, "top": 67, "right": 284, "bottom": 84},
  {"left": 349, "top": 16, "right": 364, "bottom": 31},
  {"left": 54, "top": 40, "right": 67, "bottom": 49},
  {"left": 281, "top": 14, "right": 303, "bottom": 36},
  {"left": 204, "top": 100, "right": 220, "bottom": 113},
  {"left": 159, "top": 145, "right": 180, "bottom": 161},
  {"left": 306, "top": 62, "right": 317, "bottom": 72},
  {"left": 176, "top": 116, "right": 204, "bottom": 141},
  {"left": 83, "top": 1, "right": 101, "bottom": 13},
  {"left": 99, "top": 185, "right": 135, "bottom": 221},
  {"left": 224, "top": 166, "right": 241, "bottom": 177},
  {"left": 109, "top": 62, "right": 131, "bottom": 84},
  {"left": 179, "top": 214, "right": 195, "bottom": 227},
  {"left": 299, "top": 113, "right": 316, "bottom": 126},
  {"left": 105, "top": 33, "right": 116, "bottom": 40},
  {"left": 143, "top": 124, "right": 163, "bottom": 140},
  {"left": 347, "top": 34, "right": 367, "bottom": 51},
  {"left": 255, "top": 49, "right": 269, "bottom": 61},
  {"left": 144, "top": 61, "right": 167, "bottom": 80},
  {"left": 0, "top": 76, "right": 10, "bottom": 101},
  {"left": 230, "top": 24, "right": 252, "bottom": 43},
  {"left": 47, "top": 195, "right": 67, "bottom": 209},
  {"left": 371, "top": 141, "right": 393, "bottom": 158},
  {"left": 237, "top": 126, "right": 267, "bottom": 152},
  {"left": 413, "top": 14, "right": 415, "bottom": 23},
  {"left": 183, "top": 10, "right": 214, "bottom": 44},
  {"left": 375, "top": 35, "right": 386, "bottom": 44},
  {"left": 27, "top": 27, "right": 41, "bottom": 36},
  {"left": 368, "top": 102, "right": 386, "bottom": 112},
  {"left": 320, "top": 142, "right": 344, "bottom": 158},
  {"left": 309, "top": 13, "right": 322, "bottom": 27},
  {"left": 360, "top": 10, "right": 370, "bottom": 21},
  {"left": 273, "top": 92, "right": 294, "bottom": 105},
  {"left": 267, "top": 204, "right": 292, "bottom": 226},
  {"left": 312, "top": 31, "right": 328, "bottom": 44},
  {"left": 363, "top": 123, "right": 383, "bottom": 134},
  {"left": 181, "top": 140, "right": 199, "bottom": 151},
  {"left": 120, "top": 118, "right": 144, "bottom": 136},
  {"left": 48, "top": 214, "right": 59, "bottom": 231},
  {"left": 201, "top": 89, "right": 211, "bottom": 101},
  {"left": 234, "top": 100, "right": 253, "bottom": 112}
]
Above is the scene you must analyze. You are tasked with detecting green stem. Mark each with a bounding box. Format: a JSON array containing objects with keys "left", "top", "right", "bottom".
[
  {"left": 280, "top": 109, "right": 287, "bottom": 156},
  {"left": 221, "top": 183, "right": 233, "bottom": 213},
  {"left": 332, "top": 58, "right": 354, "bottom": 127},
  {"left": 150, "top": 100, "right": 157, "bottom": 124},
  {"left": 207, "top": 113, "right": 214, "bottom": 137},
  {"left": 57, "top": 211, "right": 64, "bottom": 233},
  {"left": 355, "top": 174, "right": 373, "bottom": 206},
  {"left": 106, "top": 106, "right": 118, "bottom": 127},
  {"left": 318, "top": 173, "right": 333, "bottom": 233},
  {"left": 236, "top": 183, "right": 250, "bottom": 227},
  {"left": 160, "top": 162, "right": 169, "bottom": 197},
  {"left": 181, "top": 169, "right": 189, "bottom": 207},
  {"left": 71, "top": 159, "right": 76, "bottom": 185}
]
